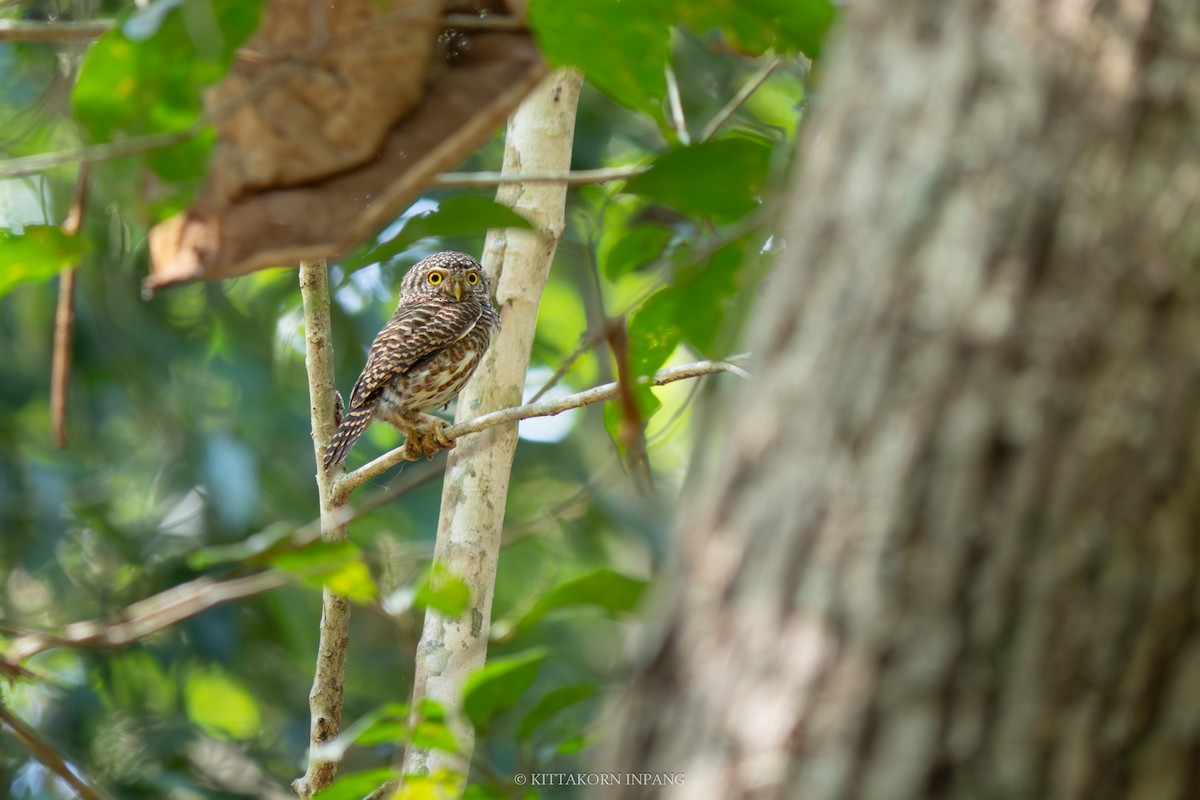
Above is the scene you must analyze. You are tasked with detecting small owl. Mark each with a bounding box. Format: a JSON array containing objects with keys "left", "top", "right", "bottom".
[{"left": 323, "top": 251, "right": 500, "bottom": 469}]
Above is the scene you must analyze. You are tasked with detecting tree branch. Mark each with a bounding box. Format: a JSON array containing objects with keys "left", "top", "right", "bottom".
[
  {"left": 0, "top": 19, "right": 111, "bottom": 42},
  {"left": 6, "top": 572, "right": 289, "bottom": 663},
  {"left": 293, "top": 260, "right": 352, "bottom": 799},
  {"left": 0, "top": 705, "right": 112, "bottom": 800},
  {"left": 337, "top": 355, "right": 750, "bottom": 495},
  {"left": 432, "top": 165, "right": 648, "bottom": 189},
  {"left": 399, "top": 69, "right": 584, "bottom": 790},
  {"left": 0, "top": 359, "right": 743, "bottom": 670}
]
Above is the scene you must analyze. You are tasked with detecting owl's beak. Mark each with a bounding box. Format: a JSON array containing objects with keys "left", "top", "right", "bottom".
[{"left": 454, "top": 280, "right": 463, "bottom": 301}]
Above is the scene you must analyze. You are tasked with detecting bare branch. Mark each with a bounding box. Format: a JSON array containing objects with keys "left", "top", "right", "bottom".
[
  {"left": 0, "top": 19, "right": 111, "bottom": 42},
  {"left": 433, "top": 165, "right": 648, "bottom": 189},
  {"left": 0, "top": 705, "right": 113, "bottom": 800},
  {"left": 0, "top": 13, "right": 519, "bottom": 44},
  {"left": 337, "top": 355, "right": 751, "bottom": 495},
  {"left": 293, "top": 260, "right": 352, "bottom": 798},
  {"left": 699, "top": 57, "right": 784, "bottom": 143},
  {"left": 664, "top": 64, "right": 691, "bottom": 145},
  {"left": 6, "top": 572, "right": 289, "bottom": 663},
  {"left": 50, "top": 166, "right": 89, "bottom": 449}
]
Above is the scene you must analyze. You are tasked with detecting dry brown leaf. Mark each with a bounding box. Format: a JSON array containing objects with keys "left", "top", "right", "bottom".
[
  {"left": 147, "top": 2, "right": 545, "bottom": 291},
  {"left": 207, "top": 0, "right": 440, "bottom": 201}
]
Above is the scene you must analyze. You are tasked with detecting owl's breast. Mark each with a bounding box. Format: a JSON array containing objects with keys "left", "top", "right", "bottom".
[{"left": 377, "top": 322, "right": 493, "bottom": 419}]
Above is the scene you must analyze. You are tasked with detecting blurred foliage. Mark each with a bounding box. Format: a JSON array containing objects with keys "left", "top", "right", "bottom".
[{"left": 0, "top": 0, "right": 827, "bottom": 797}]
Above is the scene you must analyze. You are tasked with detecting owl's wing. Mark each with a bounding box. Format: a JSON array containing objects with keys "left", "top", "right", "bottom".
[{"left": 347, "top": 300, "right": 486, "bottom": 409}]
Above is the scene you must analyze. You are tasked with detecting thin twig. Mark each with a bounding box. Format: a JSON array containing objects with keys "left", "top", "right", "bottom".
[
  {"left": 50, "top": 166, "right": 89, "bottom": 449},
  {"left": 6, "top": 572, "right": 289, "bottom": 662},
  {"left": 664, "top": 64, "right": 691, "bottom": 145},
  {"left": 0, "top": 19, "right": 111, "bottom": 42},
  {"left": 0, "top": 13, "right": 520, "bottom": 44},
  {"left": 1, "top": 359, "right": 748, "bottom": 669},
  {"left": 337, "top": 355, "right": 751, "bottom": 495},
  {"left": 699, "top": 57, "right": 783, "bottom": 143},
  {"left": 433, "top": 165, "right": 648, "bottom": 189},
  {"left": 0, "top": 705, "right": 113, "bottom": 800}
]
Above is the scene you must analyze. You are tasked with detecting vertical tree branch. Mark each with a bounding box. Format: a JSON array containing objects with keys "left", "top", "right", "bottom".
[
  {"left": 292, "top": 259, "right": 352, "bottom": 798},
  {"left": 402, "top": 69, "right": 584, "bottom": 783},
  {"left": 50, "top": 166, "right": 89, "bottom": 448}
]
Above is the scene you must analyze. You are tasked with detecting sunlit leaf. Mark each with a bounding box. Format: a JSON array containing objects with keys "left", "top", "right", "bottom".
[
  {"left": 184, "top": 666, "right": 260, "bottom": 740},
  {"left": 518, "top": 684, "right": 598, "bottom": 740},
  {"left": 625, "top": 136, "right": 773, "bottom": 218},
  {"left": 529, "top": 0, "right": 670, "bottom": 118},
  {"left": 315, "top": 768, "right": 398, "bottom": 800},
  {"left": 415, "top": 563, "right": 471, "bottom": 617},
  {"left": 392, "top": 770, "right": 466, "bottom": 800},
  {"left": 0, "top": 226, "right": 90, "bottom": 298},
  {"left": 271, "top": 540, "right": 377, "bottom": 603},
  {"left": 462, "top": 648, "right": 548, "bottom": 730}
]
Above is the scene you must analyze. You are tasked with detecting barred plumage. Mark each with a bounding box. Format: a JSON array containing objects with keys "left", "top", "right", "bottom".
[{"left": 323, "top": 251, "right": 500, "bottom": 469}]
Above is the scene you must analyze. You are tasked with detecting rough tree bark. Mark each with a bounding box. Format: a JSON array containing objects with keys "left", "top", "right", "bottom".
[{"left": 607, "top": 3, "right": 1200, "bottom": 800}]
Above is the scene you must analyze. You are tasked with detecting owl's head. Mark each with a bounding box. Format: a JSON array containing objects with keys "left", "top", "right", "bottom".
[{"left": 401, "top": 251, "right": 492, "bottom": 302}]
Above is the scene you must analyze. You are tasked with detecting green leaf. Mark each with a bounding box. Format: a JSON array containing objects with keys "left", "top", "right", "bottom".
[
  {"left": 72, "top": 0, "right": 264, "bottom": 182},
  {"left": 627, "top": 290, "right": 684, "bottom": 378},
  {"left": 603, "top": 224, "right": 673, "bottom": 280},
  {"left": 673, "top": 239, "right": 747, "bottom": 357},
  {"left": 0, "top": 226, "right": 90, "bottom": 298},
  {"left": 625, "top": 137, "right": 774, "bottom": 219},
  {"left": 462, "top": 649, "right": 548, "bottom": 731},
  {"left": 411, "top": 719, "right": 460, "bottom": 754},
  {"left": 529, "top": 0, "right": 670, "bottom": 118},
  {"left": 517, "top": 569, "right": 647, "bottom": 631},
  {"left": 187, "top": 520, "right": 294, "bottom": 569},
  {"left": 346, "top": 196, "right": 533, "bottom": 270},
  {"left": 315, "top": 768, "right": 398, "bottom": 800},
  {"left": 271, "top": 540, "right": 377, "bottom": 603},
  {"left": 518, "top": 684, "right": 598, "bottom": 740},
  {"left": 392, "top": 771, "right": 466, "bottom": 800},
  {"left": 676, "top": 0, "right": 835, "bottom": 57},
  {"left": 184, "top": 666, "right": 260, "bottom": 740},
  {"left": 414, "top": 564, "right": 471, "bottom": 617}
]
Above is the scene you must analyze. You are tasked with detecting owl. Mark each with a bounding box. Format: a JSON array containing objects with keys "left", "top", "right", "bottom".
[{"left": 323, "top": 251, "right": 500, "bottom": 469}]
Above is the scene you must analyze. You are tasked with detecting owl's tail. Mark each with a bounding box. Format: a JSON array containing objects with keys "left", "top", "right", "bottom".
[{"left": 323, "top": 406, "right": 373, "bottom": 469}]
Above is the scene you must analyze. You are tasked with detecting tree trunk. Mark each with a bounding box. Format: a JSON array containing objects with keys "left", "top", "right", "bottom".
[{"left": 607, "top": 2, "right": 1200, "bottom": 799}]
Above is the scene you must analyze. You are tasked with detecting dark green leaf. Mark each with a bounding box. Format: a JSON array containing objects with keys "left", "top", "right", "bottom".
[
  {"left": 529, "top": 0, "right": 670, "bottom": 118},
  {"left": 674, "top": 239, "right": 747, "bottom": 357},
  {"left": 0, "top": 226, "right": 90, "bottom": 298},
  {"left": 603, "top": 224, "right": 673, "bottom": 280},
  {"left": 625, "top": 137, "right": 773, "bottom": 218},
  {"left": 517, "top": 569, "right": 647, "bottom": 630},
  {"left": 676, "top": 0, "right": 835, "bottom": 57},
  {"left": 346, "top": 196, "right": 533, "bottom": 270},
  {"left": 462, "top": 648, "right": 548, "bottom": 731},
  {"left": 518, "top": 684, "right": 598, "bottom": 740}
]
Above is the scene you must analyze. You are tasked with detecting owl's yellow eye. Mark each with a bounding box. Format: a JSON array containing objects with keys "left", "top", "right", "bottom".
[
  {"left": 427, "top": 272, "right": 443, "bottom": 285},
  {"left": 466, "top": 272, "right": 480, "bottom": 285}
]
